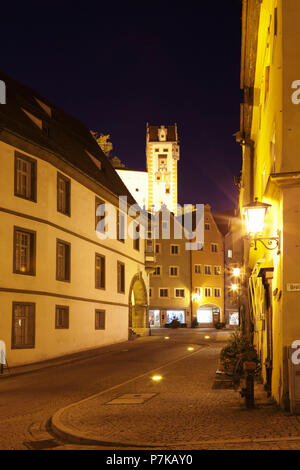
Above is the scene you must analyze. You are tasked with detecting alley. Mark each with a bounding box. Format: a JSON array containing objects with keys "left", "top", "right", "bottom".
[{"left": 1, "top": 329, "right": 300, "bottom": 450}]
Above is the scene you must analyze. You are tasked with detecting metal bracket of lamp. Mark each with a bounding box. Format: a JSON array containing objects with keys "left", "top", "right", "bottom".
[{"left": 242, "top": 198, "right": 281, "bottom": 255}]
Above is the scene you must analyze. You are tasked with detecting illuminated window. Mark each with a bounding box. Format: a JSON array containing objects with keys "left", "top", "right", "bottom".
[
  {"left": 214, "top": 266, "right": 221, "bottom": 275},
  {"left": 14, "top": 227, "right": 36, "bottom": 275}
]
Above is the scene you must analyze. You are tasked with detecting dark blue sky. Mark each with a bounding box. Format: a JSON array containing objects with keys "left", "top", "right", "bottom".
[{"left": 1, "top": 1, "right": 242, "bottom": 213}]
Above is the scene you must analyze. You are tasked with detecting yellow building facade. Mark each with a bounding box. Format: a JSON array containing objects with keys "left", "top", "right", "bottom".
[
  {"left": 0, "top": 72, "right": 149, "bottom": 367},
  {"left": 191, "top": 205, "right": 225, "bottom": 327},
  {"left": 238, "top": 0, "right": 300, "bottom": 409}
]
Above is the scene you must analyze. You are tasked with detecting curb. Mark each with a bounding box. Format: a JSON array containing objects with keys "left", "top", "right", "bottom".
[{"left": 50, "top": 347, "right": 207, "bottom": 448}]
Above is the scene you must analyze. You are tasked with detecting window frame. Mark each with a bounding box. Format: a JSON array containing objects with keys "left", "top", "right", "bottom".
[
  {"left": 169, "top": 266, "right": 179, "bottom": 277},
  {"left": 170, "top": 244, "right": 180, "bottom": 255},
  {"left": 204, "top": 265, "right": 212, "bottom": 275},
  {"left": 57, "top": 172, "right": 71, "bottom": 217},
  {"left": 14, "top": 152, "right": 37, "bottom": 202},
  {"left": 159, "top": 288, "right": 169, "bottom": 298},
  {"left": 95, "top": 253, "right": 106, "bottom": 290},
  {"left": 13, "top": 226, "right": 36, "bottom": 276},
  {"left": 56, "top": 239, "right": 71, "bottom": 282},
  {"left": 95, "top": 309, "right": 105, "bottom": 330},
  {"left": 211, "top": 243, "right": 218, "bottom": 253},
  {"left": 55, "top": 305, "right": 69, "bottom": 329},
  {"left": 194, "top": 264, "right": 202, "bottom": 274},
  {"left": 117, "top": 261, "right": 125, "bottom": 293},
  {"left": 152, "top": 265, "right": 161, "bottom": 277},
  {"left": 214, "top": 288, "right": 221, "bottom": 298},
  {"left": 174, "top": 288, "right": 185, "bottom": 298},
  {"left": 204, "top": 287, "right": 212, "bottom": 297},
  {"left": 95, "top": 196, "right": 106, "bottom": 233},
  {"left": 12, "top": 302, "right": 35, "bottom": 349}
]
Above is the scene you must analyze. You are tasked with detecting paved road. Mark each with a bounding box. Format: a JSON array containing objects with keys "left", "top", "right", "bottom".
[
  {"left": 0, "top": 329, "right": 217, "bottom": 450},
  {"left": 2, "top": 328, "right": 300, "bottom": 451}
]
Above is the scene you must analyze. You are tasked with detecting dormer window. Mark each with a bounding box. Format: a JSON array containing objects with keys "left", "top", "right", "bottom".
[
  {"left": 34, "top": 98, "right": 52, "bottom": 117},
  {"left": 85, "top": 150, "right": 102, "bottom": 171}
]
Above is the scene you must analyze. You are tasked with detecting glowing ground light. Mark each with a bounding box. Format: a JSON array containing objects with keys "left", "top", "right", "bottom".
[
  {"left": 204, "top": 335, "right": 210, "bottom": 339},
  {"left": 187, "top": 347, "right": 194, "bottom": 351},
  {"left": 164, "top": 336, "right": 170, "bottom": 340},
  {"left": 151, "top": 375, "right": 163, "bottom": 381}
]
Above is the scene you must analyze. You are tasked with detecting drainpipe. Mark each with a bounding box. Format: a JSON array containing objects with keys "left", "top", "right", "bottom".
[{"left": 189, "top": 246, "right": 193, "bottom": 327}]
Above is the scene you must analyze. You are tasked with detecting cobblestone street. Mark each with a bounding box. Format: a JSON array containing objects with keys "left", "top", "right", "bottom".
[{"left": 1, "top": 329, "right": 300, "bottom": 451}]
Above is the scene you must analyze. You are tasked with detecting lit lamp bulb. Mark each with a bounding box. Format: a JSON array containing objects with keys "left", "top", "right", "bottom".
[
  {"left": 242, "top": 199, "right": 271, "bottom": 236},
  {"left": 233, "top": 268, "right": 240, "bottom": 277},
  {"left": 192, "top": 293, "right": 200, "bottom": 303},
  {"left": 231, "top": 283, "right": 238, "bottom": 292}
]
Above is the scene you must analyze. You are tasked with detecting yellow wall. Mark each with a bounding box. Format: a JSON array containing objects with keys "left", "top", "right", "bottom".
[{"left": 240, "top": 0, "right": 300, "bottom": 408}]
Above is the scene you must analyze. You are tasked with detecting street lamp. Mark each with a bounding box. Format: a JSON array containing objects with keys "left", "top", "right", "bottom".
[
  {"left": 242, "top": 198, "right": 280, "bottom": 254},
  {"left": 233, "top": 267, "right": 240, "bottom": 278}
]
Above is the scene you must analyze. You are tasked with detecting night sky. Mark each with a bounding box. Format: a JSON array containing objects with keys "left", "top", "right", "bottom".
[{"left": 1, "top": 1, "right": 242, "bottom": 213}]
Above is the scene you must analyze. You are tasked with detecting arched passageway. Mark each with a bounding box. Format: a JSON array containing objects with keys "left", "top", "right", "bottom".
[{"left": 128, "top": 273, "right": 148, "bottom": 336}]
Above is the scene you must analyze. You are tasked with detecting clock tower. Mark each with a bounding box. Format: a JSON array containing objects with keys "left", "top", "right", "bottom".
[{"left": 146, "top": 123, "right": 180, "bottom": 214}]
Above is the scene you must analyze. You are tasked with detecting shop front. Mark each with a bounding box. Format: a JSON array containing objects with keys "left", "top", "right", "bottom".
[
  {"left": 196, "top": 305, "right": 220, "bottom": 327},
  {"left": 149, "top": 309, "right": 186, "bottom": 327}
]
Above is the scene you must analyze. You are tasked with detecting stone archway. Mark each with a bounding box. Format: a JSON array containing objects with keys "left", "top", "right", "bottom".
[{"left": 128, "top": 273, "right": 148, "bottom": 337}]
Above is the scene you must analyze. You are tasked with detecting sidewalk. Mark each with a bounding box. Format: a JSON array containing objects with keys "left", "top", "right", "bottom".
[{"left": 51, "top": 343, "right": 300, "bottom": 450}]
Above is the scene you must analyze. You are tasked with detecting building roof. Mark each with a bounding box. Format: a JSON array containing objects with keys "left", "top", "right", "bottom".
[
  {"left": 0, "top": 71, "right": 136, "bottom": 206},
  {"left": 147, "top": 124, "right": 177, "bottom": 142},
  {"left": 213, "top": 209, "right": 236, "bottom": 236}
]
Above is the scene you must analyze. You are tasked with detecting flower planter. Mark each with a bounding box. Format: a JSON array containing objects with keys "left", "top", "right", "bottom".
[{"left": 243, "top": 361, "right": 257, "bottom": 371}]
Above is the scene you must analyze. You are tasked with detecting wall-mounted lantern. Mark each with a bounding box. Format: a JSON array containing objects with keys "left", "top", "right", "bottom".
[{"left": 242, "top": 198, "right": 280, "bottom": 254}]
